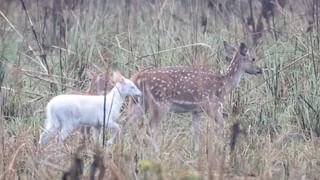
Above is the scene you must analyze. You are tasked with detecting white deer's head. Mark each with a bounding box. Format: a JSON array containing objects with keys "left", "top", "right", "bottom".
[{"left": 113, "top": 71, "right": 141, "bottom": 98}]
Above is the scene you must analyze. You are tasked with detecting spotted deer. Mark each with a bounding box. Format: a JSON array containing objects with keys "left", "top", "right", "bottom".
[{"left": 126, "top": 41, "right": 262, "bottom": 149}]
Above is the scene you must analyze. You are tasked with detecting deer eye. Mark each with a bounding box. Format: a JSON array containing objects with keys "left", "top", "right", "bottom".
[{"left": 252, "top": 58, "right": 255, "bottom": 62}]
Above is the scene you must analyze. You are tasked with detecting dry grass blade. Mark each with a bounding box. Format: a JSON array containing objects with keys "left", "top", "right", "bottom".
[
  {"left": 0, "top": 68, "right": 4, "bottom": 177},
  {"left": 19, "top": 0, "right": 50, "bottom": 75},
  {"left": 0, "top": 143, "right": 25, "bottom": 180},
  {"left": 0, "top": 10, "right": 48, "bottom": 74}
]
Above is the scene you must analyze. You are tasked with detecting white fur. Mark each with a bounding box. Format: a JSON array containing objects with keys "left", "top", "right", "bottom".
[{"left": 39, "top": 75, "right": 141, "bottom": 145}]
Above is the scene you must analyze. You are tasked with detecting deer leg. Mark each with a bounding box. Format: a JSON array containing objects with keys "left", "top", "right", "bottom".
[
  {"left": 192, "top": 112, "right": 200, "bottom": 151},
  {"left": 106, "top": 122, "right": 121, "bottom": 145},
  {"left": 146, "top": 105, "right": 164, "bottom": 152},
  {"left": 58, "top": 124, "right": 74, "bottom": 144},
  {"left": 205, "top": 104, "right": 223, "bottom": 179},
  {"left": 214, "top": 103, "right": 225, "bottom": 136},
  {"left": 149, "top": 109, "right": 161, "bottom": 134},
  {"left": 39, "top": 123, "right": 57, "bottom": 145},
  {"left": 94, "top": 125, "right": 101, "bottom": 144},
  {"left": 80, "top": 126, "right": 91, "bottom": 143},
  {"left": 205, "top": 103, "right": 225, "bottom": 137},
  {"left": 80, "top": 126, "right": 85, "bottom": 141},
  {"left": 85, "top": 126, "right": 91, "bottom": 140},
  {"left": 39, "top": 132, "right": 49, "bottom": 145},
  {"left": 123, "top": 102, "right": 144, "bottom": 131}
]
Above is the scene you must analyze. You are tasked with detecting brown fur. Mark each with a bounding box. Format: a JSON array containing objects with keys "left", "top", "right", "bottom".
[{"left": 126, "top": 42, "right": 262, "bottom": 151}]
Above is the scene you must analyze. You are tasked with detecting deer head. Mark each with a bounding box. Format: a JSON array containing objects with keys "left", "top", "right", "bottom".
[
  {"left": 113, "top": 71, "right": 141, "bottom": 98},
  {"left": 224, "top": 41, "right": 262, "bottom": 75},
  {"left": 86, "top": 71, "right": 109, "bottom": 95}
]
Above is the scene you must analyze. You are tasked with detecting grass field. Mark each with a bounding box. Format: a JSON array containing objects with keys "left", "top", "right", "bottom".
[{"left": 0, "top": 0, "right": 320, "bottom": 179}]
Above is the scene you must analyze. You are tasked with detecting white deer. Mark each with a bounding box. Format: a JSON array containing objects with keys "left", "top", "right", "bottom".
[
  {"left": 39, "top": 71, "right": 141, "bottom": 145},
  {"left": 126, "top": 41, "right": 262, "bottom": 149},
  {"left": 80, "top": 70, "right": 110, "bottom": 140}
]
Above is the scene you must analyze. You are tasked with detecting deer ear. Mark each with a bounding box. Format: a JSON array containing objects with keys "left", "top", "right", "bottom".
[
  {"left": 223, "top": 41, "right": 237, "bottom": 62},
  {"left": 112, "top": 71, "right": 124, "bottom": 83},
  {"left": 239, "top": 42, "right": 248, "bottom": 56}
]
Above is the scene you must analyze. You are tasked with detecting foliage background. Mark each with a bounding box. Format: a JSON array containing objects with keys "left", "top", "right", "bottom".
[{"left": 0, "top": 0, "right": 319, "bottom": 179}]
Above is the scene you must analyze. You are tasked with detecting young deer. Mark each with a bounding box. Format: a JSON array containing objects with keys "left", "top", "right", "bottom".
[
  {"left": 85, "top": 71, "right": 110, "bottom": 95},
  {"left": 66, "top": 71, "right": 109, "bottom": 96},
  {"left": 67, "top": 71, "right": 110, "bottom": 140},
  {"left": 39, "top": 71, "right": 141, "bottom": 145},
  {"left": 126, "top": 41, "right": 262, "bottom": 149},
  {"left": 79, "top": 71, "right": 110, "bottom": 139}
]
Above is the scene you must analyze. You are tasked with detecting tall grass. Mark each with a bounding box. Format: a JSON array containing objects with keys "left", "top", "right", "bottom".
[{"left": 0, "top": 0, "right": 319, "bottom": 179}]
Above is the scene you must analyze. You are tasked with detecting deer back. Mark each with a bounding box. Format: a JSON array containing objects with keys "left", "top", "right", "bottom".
[{"left": 132, "top": 66, "right": 225, "bottom": 105}]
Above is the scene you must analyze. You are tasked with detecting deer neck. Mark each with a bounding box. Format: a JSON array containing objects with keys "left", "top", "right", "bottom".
[
  {"left": 107, "top": 85, "right": 125, "bottom": 108},
  {"left": 223, "top": 54, "right": 244, "bottom": 94}
]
